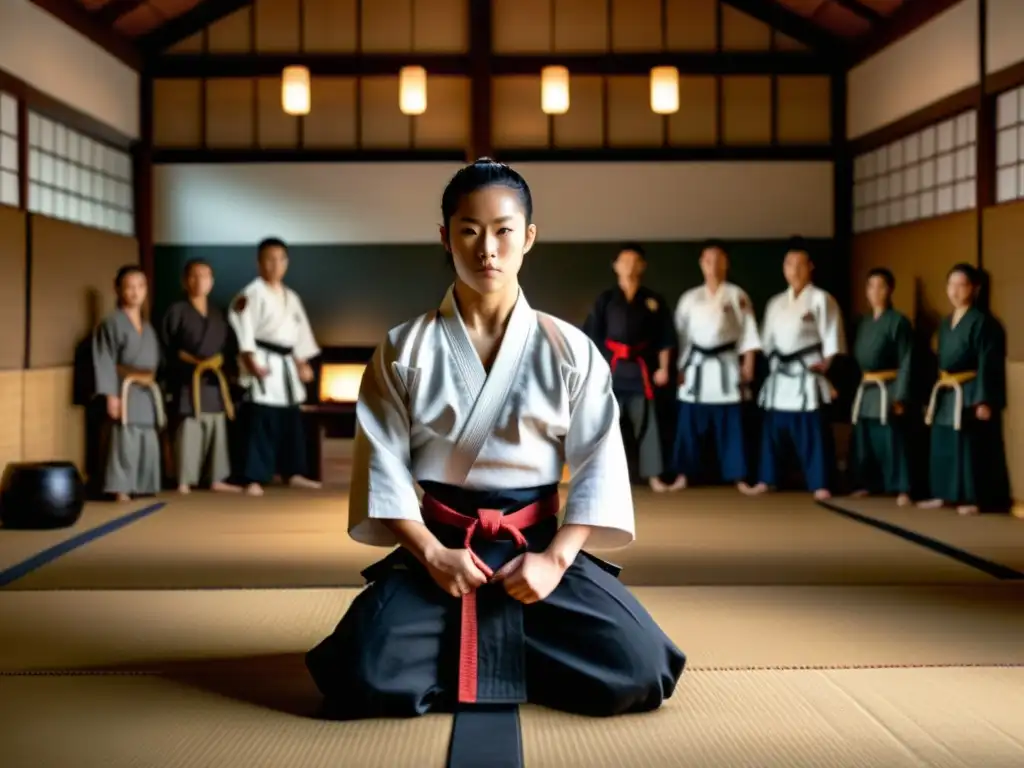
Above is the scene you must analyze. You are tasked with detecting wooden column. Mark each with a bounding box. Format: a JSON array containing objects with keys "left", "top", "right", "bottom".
[
  {"left": 468, "top": 0, "right": 492, "bottom": 161},
  {"left": 17, "top": 96, "right": 32, "bottom": 370},
  {"left": 134, "top": 72, "right": 155, "bottom": 290},
  {"left": 975, "top": 0, "right": 994, "bottom": 270},
  {"left": 831, "top": 69, "right": 851, "bottom": 237},
  {"left": 831, "top": 66, "right": 853, "bottom": 311}
]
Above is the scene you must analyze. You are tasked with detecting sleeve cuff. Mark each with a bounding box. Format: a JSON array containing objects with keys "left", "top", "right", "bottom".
[{"left": 561, "top": 504, "right": 635, "bottom": 550}]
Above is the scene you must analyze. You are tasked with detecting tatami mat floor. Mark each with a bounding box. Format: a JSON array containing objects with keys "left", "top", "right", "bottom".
[
  {"left": 3, "top": 486, "right": 1019, "bottom": 589},
  {"left": 1, "top": 584, "right": 1024, "bottom": 673},
  {"left": 1, "top": 483, "right": 1023, "bottom": 766},
  {"left": 824, "top": 495, "right": 1024, "bottom": 572},
  {"left": 3, "top": 668, "right": 1021, "bottom": 768}
]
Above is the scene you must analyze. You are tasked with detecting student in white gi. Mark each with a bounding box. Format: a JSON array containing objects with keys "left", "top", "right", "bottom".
[
  {"left": 664, "top": 241, "right": 761, "bottom": 491},
  {"left": 740, "top": 240, "right": 845, "bottom": 501},
  {"left": 228, "top": 237, "right": 322, "bottom": 496}
]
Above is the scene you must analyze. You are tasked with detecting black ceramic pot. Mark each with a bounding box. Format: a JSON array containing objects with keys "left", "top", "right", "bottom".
[{"left": 0, "top": 461, "right": 86, "bottom": 530}]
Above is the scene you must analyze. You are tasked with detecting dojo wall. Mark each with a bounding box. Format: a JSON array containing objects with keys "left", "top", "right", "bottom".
[
  {"left": 846, "top": 1, "right": 979, "bottom": 141},
  {"left": 986, "top": 0, "right": 1024, "bottom": 74},
  {"left": 848, "top": 0, "right": 1024, "bottom": 506},
  {"left": 0, "top": 206, "right": 28, "bottom": 473},
  {"left": 983, "top": 200, "right": 1024, "bottom": 510},
  {"left": 152, "top": 160, "right": 837, "bottom": 345},
  {"left": 0, "top": 0, "right": 139, "bottom": 141}
]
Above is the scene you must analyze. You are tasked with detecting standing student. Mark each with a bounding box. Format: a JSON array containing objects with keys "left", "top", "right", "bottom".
[
  {"left": 665, "top": 241, "right": 760, "bottom": 491},
  {"left": 848, "top": 268, "right": 913, "bottom": 506},
  {"left": 228, "top": 238, "right": 322, "bottom": 496},
  {"left": 306, "top": 159, "right": 684, "bottom": 765},
  {"left": 160, "top": 258, "right": 240, "bottom": 495},
  {"left": 93, "top": 265, "right": 166, "bottom": 501},
  {"left": 583, "top": 244, "right": 675, "bottom": 491},
  {"left": 918, "top": 263, "right": 1011, "bottom": 515},
  {"left": 740, "top": 241, "right": 845, "bottom": 501}
]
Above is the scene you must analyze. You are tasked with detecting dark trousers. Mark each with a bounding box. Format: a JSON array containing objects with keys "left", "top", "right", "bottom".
[
  {"left": 757, "top": 410, "right": 833, "bottom": 492},
  {"left": 849, "top": 418, "right": 911, "bottom": 495},
  {"left": 929, "top": 419, "right": 1012, "bottom": 510},
  {"left": 670, "top": 402, "right": 748, "bottom": 483},
  {"left": 617, "top": 392, "right": 663, "bottom": 480},
  {"left": 240, "top": 403, "right": 308, "bottom": 484}
]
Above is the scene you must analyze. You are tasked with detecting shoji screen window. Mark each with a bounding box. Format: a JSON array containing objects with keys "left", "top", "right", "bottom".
[
  {"left": 27, "top": 111, "right": 134, "bottom": 235},
  {"left": 995, "top": 85, "right": 1024, "bottom": 204},
  {"left": 853, "top": 110, "right": 977, "bottom": 233},
  {"left": 0, "top": 92, "right": 17, "bottom": 208}
]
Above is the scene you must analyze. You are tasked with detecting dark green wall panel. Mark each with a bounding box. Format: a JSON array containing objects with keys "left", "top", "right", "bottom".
[{"left": 154, "top": 238, "right": 844, "bottom": 347}]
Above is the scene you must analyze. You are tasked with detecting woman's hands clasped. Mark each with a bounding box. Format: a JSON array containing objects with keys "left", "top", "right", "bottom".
[
  {"left": 424, "top": 546, "right": 568, "bottom": 604},
  {"left": 424, "top": 546, "right": 489, "bottom": 598}
]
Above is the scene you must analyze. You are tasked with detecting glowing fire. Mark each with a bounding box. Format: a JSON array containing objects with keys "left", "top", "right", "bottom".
[{"left": 319, "top": 363, "right": 365, "bottom": 404}]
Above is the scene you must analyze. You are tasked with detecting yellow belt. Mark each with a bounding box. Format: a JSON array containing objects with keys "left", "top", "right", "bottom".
[
  {"left": 851, "top": 369, "right": 899, "bottom": 425},
  {"left": 116, "top": 365, "right": 166, "bottom": 428},
  {"left": 178, "top": 351, "right": 235, "bottom": 420},
  {"left": 925, "top": 370, "right": 977, "bottom": 431}
]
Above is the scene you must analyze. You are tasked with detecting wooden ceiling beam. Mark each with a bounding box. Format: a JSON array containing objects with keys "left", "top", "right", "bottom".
[
  {"left": 28, "top": 0, "right": 142, "bottom": 69},
  {"left": 149, "top": 51, "right": 833, "bottom": 79},
  {"left": 832, "top": 0, "right": 884, "bottom": 25},
  {"left": 847, "top": 0, "right": 964, "bottom": 66},
  {"left": 719, "top": 0, "right": 842, "bottom": 54},
  {"left": 138, "top": 0, "right": 253, "bottom": 54},
  {"left": 92, "top": 0, "right": 148, "bottom": 27}
]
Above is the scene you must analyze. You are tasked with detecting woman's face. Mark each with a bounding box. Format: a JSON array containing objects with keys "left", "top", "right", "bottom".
[
  {"left": 441, "top": 185, "right": 536, "bottom": 296},
  {"left": 118, "top": 271, "right": 147, "bottom": 308},
  {"left": 866, "top": 275, "right": 891, "bottom": 309},
  {"left": 946, "top": 270, "right": 974, "bottom": 309}
]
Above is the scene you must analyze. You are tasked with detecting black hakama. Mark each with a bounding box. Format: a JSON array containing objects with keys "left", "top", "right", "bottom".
[{"left": 306, "top": 483, "right": 685, "bottom": 766}]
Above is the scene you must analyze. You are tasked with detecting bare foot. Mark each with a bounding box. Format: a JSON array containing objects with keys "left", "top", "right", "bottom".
[
  {"left": 956, "top": 504, "right": 979, "bottom": 516},
  {"left": 211, "top": 482, "right": 242, "bottom": 493},
  {"left": 177, "top": 484, "right": 190, "bottom": 495},
  {"left": 245, "top": 483, "right": 264, "bottom": 496},
  {"left": 115, "top": 493, "right": 131, "bottom": 502},
  {"left": 850, "top": 489, "right": 869, "bottom": 498},
  {"left": 648, "top": 477, "right": 669, "bottom": 493},
  {"left": 813, "top": 488, "right": 832, "bottom": 501},
  {"left": 738, "top": 482, "right": 769, "bottom": 496},
  {"left": 917, "top": 498, "right": 944, "bottom": 509},
  {"left": 896, "top": 493, "right": 911, "bottom": 507},
  {"left": 666, "top": 475, "right": 687, "bottom": 492},
  {"left": 289, "top": 475, "right": 322, "bottom": 490}
]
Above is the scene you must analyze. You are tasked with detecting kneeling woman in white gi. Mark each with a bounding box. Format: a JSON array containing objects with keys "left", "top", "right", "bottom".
[{"left": 306, "top": 159, "right": 684, "bottom": 763}]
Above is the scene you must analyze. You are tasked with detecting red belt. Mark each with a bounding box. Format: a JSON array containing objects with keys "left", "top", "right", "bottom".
[
  {"left": 421, "top": 493, "right": 560, "bottom": 704},
  {"left": 605, "top": 340, "right": 654, "bottom": 399}
]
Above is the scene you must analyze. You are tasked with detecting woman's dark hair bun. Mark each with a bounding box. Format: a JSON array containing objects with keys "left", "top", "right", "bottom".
[{"left": 441, "top": 158, "right": 533, "bottom": 231}]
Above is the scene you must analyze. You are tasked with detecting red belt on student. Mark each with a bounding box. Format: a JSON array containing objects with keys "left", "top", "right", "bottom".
[
  {"left": 421, "top": 493, "right": 560, "bottom": 704},
  {"left": 605, "top": 340, "right": 654, "bottom": 399}
]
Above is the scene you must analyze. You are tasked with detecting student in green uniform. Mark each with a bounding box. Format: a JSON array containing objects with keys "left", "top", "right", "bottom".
[
  {"left": 918, "top": 263, "right": 1011, "bottom": 515},
  {"left": 848, "top": 268, "right": 913, "bottom": 506}
]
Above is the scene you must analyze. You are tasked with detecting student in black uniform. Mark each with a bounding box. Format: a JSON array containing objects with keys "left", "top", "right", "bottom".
[{"left": 584, "top": 244, "right": 675, "bottom": 491}]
